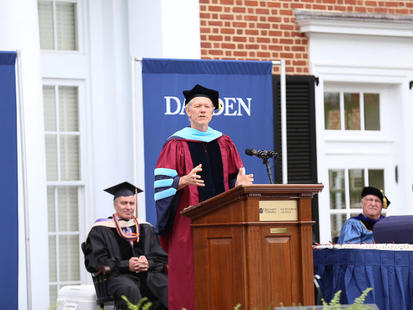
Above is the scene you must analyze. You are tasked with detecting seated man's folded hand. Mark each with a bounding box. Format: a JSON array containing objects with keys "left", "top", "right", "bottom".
[{"left": 129, "top": 256, "right": 149, "bottom": 273}]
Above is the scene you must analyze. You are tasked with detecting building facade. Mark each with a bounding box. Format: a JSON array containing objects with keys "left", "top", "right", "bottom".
[
  {"left": 198, "top": 0, "right": 413, "bottom": 241},
  {"left": 0, "top": 0, "right": 412, "bottom": 308}
]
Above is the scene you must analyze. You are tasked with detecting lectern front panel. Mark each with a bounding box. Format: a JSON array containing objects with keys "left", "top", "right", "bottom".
[
  {"left": 193, "top": 226, "right": 246, "bottom": 309},
  {"left": 246, "top": 224, "right": 301, "bottom": 309}
]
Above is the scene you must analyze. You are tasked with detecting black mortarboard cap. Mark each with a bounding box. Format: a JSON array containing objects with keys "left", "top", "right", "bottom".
[
  {"left": 361, "top": 186, "right": 391, "bottom": 209},
  {"left": 183, "top": 84, "right": 220, "bottom": 110},
  {"left": 104, "top": 182, "right": 143, "bottom": 200}
]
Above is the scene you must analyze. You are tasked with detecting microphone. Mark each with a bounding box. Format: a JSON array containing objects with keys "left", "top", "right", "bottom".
[
  {"left": 245, "top": 148, "right": 277, "bottom": 159},
  {"left": 245, "top": 148, "right": 277, "bottom": 184},
  {"left": 245, "top": 148, "right": 258, "bottom": 156}
]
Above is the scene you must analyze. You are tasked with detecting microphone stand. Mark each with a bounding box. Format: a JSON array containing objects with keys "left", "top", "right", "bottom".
[{"left": 262, "top": 157, "right": 275, "bottom": 184}]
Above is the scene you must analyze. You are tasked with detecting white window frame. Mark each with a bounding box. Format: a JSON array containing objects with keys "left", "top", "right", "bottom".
[
  {"left": 324, "top": 89, "right": 381, "bottom": 132},
  {"left": 43, "top": 79, "right": 88, "bottom": 305},
  {"left": 38, "top": 0, "right": 85, "bottom": 54}
]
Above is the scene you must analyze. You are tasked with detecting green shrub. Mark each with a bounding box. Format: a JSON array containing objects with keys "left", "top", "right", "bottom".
[
  {"left": 320, "top": 287, "right": 373, "bottom": 310},
  {"left": 122, "top": 287, "right": 373, "bottom": 310},
  {"left": 121, "top": 296, "right": 152, "bottom": 310}
]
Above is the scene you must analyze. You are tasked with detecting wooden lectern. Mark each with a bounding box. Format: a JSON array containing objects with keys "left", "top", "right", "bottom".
[{"left": 181, "top": 184, "right": 323, "bottom": 310}]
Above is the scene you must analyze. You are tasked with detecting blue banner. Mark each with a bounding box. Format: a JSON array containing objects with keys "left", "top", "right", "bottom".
[
  {"left": 0, "top": 51, "right": 18, "bottom": 308},
  {"left": 142, "top": 58, "right": 273, "bottom": 225}
]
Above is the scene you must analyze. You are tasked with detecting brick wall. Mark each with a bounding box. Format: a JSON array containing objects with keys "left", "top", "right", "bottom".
[{"left": 199, "top": 0, "right": 413, "bottom": 74}]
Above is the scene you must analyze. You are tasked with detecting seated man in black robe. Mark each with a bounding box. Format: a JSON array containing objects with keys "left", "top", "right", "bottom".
[{"left": 82, "top": 182, "right": 168, "bottom": 309}]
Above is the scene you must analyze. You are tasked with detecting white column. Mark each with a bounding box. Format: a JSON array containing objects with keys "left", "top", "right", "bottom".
[
  {"left": 160, "top": 0, "right": 201, "bottom": 58},
  {"left": 88, "top": 0, "right": 136, "bottom": 219},
  {"left": 128, "top": 0, "right": 201, "bottom": 59},
  {"left": 0, "top": 1, "right": 49, "bottom": 309},
  {"left": 400, "top": 81, "right": 413, "bottom": 213}
]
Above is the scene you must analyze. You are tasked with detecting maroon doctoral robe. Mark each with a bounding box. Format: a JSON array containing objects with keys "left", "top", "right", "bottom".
[{"left": 154, "top": 127, "right": 243, "bottom": 310}]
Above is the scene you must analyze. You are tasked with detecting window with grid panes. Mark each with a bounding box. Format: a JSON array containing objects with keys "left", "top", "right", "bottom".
[
  {"left": 38, "top": 0, "right": 78, "bottom": 51},
  {"left": 328, "top": 168, "right": 385, "bottom": 242},
  {"left": 324, "top": 92, "right": 380, "bottom": 131},
  {"left": 43, "top": 85, "right": 82, "bottom": 306}
]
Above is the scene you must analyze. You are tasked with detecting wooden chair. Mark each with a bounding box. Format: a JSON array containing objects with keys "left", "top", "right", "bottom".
[
  {"left": 91, "top": 265, "right": 119, "bottom": 309},
  {"left": 81, "top": 241, "right": 119, "bottom": 309}
]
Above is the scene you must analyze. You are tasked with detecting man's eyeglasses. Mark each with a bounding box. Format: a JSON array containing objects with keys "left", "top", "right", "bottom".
[{"left": 363, "top": 198, "right": 382, "bottom": 204}]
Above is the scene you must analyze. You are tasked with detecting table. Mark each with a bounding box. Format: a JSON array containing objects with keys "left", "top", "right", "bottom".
[{"left": 313, "top": 244, "right": 413, "bottom": 310}]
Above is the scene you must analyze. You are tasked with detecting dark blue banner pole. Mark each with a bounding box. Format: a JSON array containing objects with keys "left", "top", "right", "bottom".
[{"left": 0, "top": 50, "right": 19, "bottom": 309}]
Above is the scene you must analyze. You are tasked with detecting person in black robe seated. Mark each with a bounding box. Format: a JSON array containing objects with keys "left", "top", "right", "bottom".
[{"left": 82, "top": 182, "right": 168, "bottom": 309}]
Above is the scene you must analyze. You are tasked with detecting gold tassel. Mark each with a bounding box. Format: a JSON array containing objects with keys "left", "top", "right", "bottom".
[{"left": 381, "top": 189, "right": 388, "bottom": 209}]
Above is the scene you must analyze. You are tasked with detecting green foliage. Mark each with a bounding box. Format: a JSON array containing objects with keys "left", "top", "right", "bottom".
[
  {"left": 320, "top": 287, "right": 373, "bottom": 310},
  {"left": 321, "top": 290, "right": 342, "bottom": 308},
  {"left": 234, "top": 302, "right": 273, "bottom": 310},
  {"left": 121, "top": 296, "right": 152, "bottom": 310},
  {"left": 353, "top": 288, "right": 373, "bottom": 306},
  {"left": 275, "top": 288, "right": 373, "bottom": 309},
  {"left": 120, "top": 288, "right": 373, "bottom": 310}
]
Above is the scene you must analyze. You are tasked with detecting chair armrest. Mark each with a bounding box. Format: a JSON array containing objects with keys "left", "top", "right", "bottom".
[
  {"left": 93, "top": 265, "right": 111, "bottom": 278},
  {"left": 91, "top": 265, "right": 112, "bottom": 303}
]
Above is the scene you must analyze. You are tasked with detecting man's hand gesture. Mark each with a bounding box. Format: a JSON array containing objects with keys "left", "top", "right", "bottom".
[
  {"left": 235, "top": 167, "right": 254, "bottom": 186},
  {"left": 178, "top": 164, "right": 205, "bottom": 190}
]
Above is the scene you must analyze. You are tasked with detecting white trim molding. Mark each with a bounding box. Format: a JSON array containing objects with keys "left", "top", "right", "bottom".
[{"left": 295, "top": 10, "right": 413, "bottom": 37}]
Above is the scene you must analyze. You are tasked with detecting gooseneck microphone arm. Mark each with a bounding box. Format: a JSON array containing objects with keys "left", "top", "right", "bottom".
[{"left": 245, "top": 148, "right": 277, "bottom": 184}]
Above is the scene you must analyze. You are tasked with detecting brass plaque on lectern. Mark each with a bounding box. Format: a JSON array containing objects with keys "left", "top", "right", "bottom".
[
  {"left": 270, "top": 227, "right": 287, "bottom": 234},
  {"left": 259, "top": 200, "right": 298, "bottom": 221}
]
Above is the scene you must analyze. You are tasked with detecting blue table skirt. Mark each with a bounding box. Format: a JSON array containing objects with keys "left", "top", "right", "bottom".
[{"left": 313, "top": 248, "right": 413, "bottom": 310}]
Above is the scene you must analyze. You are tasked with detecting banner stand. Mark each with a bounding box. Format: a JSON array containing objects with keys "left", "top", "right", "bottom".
[
  {"left": 131, "top": 57, "right": 146, "bottom": 220},
  {"left": 16, "top": 50, "right": 32, "bottom": 310}
]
